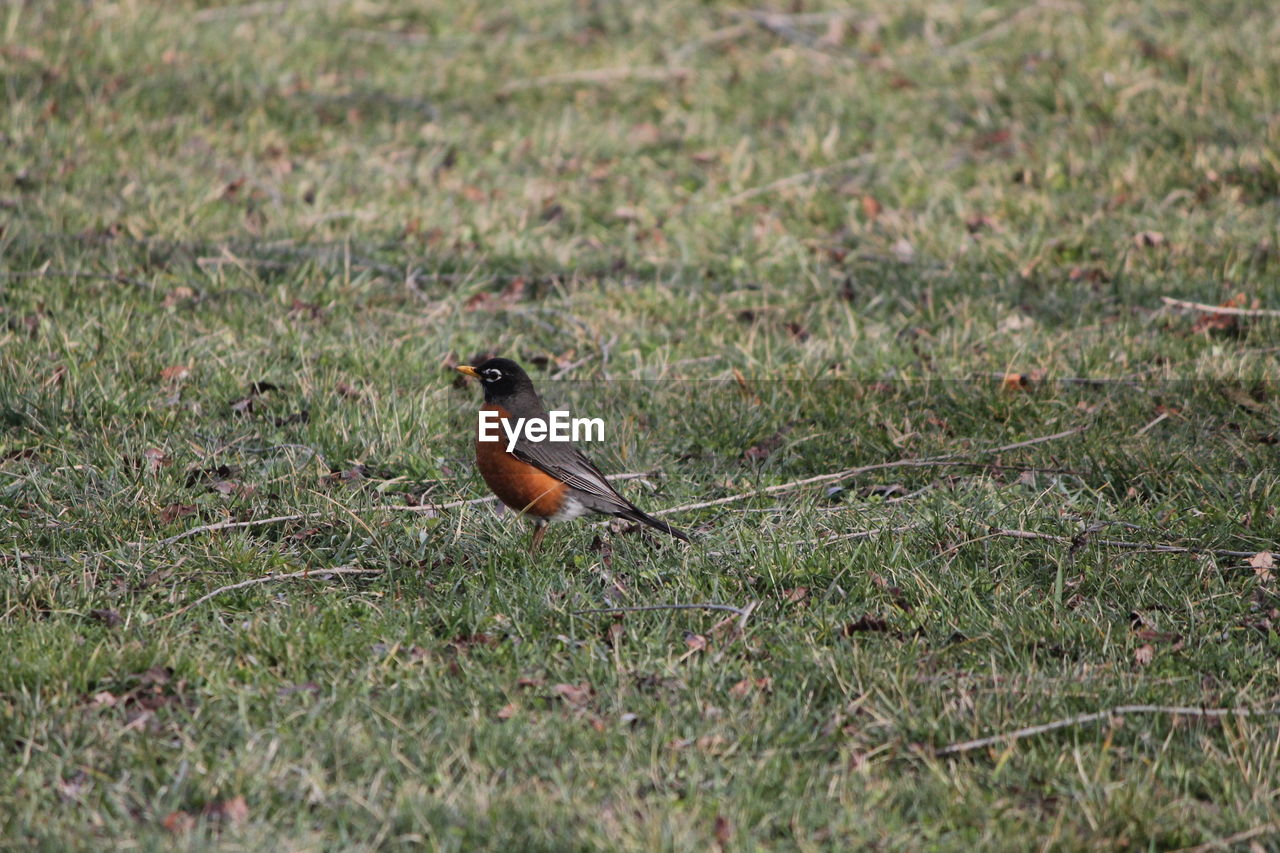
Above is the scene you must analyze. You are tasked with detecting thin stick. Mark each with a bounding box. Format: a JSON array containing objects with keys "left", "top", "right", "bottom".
[
  {"left": 572, "top": 603, "right": 749, "bottom": 617},
  {"left": 942, "top": 0, "right": 1083, "bottom": 55},
  {"left": 157, "top": 514, "right": 308, "bottom": 546},
  {"left": 937, "top": 704, "right": 1280, "bottom": 756},
  {"left": 1176, "top": 823, "right": 1280, "bottom": 853},
  {"left": 704, "top": 153, "right": 873, "bottom": 208},
  {"left": 499, "top": 66, "right": 691, "bottom": 95},
  {"left": 798, "top": 524, "right": 920, "bottom": 547},
  {"left": 1161, "top": 296, "right": 1280, "bottom": 318},
  {"left": 991, "top": 527, "right": 1265, "bottom": 559},
  {"left": 156, "top": 566, "right": 382, "bottom": 622},
  {"left": 654, "top": 424, "right": 1088, "bottom": 516}
]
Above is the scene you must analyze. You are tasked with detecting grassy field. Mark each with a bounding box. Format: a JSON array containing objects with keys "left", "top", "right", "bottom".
[{"left": 3, "top": 0, "right": 1280, "bottom": 848}]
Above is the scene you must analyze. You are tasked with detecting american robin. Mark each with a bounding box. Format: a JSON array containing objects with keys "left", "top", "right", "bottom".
[{"left": 455, "top": 357, "right": 689, "bottom": 550}]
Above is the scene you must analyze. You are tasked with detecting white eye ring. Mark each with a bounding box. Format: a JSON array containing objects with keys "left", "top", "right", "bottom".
[{"left": 483, "top": 369, "right": 502, "bottom": 381}]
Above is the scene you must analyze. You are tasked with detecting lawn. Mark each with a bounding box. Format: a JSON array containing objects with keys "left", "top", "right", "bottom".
[{"left": 3, "top": 0, "right": 1280, "bottom": 848}]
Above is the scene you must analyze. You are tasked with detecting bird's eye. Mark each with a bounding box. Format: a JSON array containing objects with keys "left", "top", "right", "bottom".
[{"left": 483, "top": 369, "right": 502, "bottom": 381}]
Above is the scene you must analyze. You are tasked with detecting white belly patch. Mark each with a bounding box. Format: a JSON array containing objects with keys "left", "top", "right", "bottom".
[{"left": 548, "top": 495, "right": 588, "bottom": 522}]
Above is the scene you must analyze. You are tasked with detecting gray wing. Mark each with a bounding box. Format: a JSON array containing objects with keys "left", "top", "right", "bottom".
[{"left": 510, "top": 438, "right": 635, "bottom": 515}]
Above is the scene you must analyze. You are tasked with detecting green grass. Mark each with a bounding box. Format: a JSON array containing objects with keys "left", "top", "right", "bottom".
[{"left": 3, "top": 0, "right": 1280, "bottom": 848}]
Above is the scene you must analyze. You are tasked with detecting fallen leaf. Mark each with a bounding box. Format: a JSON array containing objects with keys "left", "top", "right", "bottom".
[
  {"left": 742, "top": 430, "right": 785, "bottom": 462},
  {"left": 159, "top": 365, "right": 190, "bottom": 383},
  {"left": 1133, "top": 231, "right": 1166, "bottom": 248},
  {"left": 162, "top": 287, "right": 195, "bottom": 308},
  {"left": 1134, "top": 644, "right": 1155, "bottom": 666},
  {"left": 496, "top": 703, "right": 518, "bottom": 720},
  {"left": 1250, "top": 551, "right": 1275, "bottom": 582},
  {"left": 203, "top": 795, "right": 249, "bottom": 825},
  {"left": 89, "top": 609, "right": 121, "bottom": 628},
  {"left": 729, "top": 676, "right": 772, "bottom": 698},
  {"left": 783, "top": 587, "right": 808, "bottom": 605},
  {"left": 551, "top": 682, "right": 592, "bottom": 709},
  {"left": 162, "top": 811, "right": 196, "bottom": 834},
  {"left": 784, "top": 321, "right": 810, "bottom": 341},
  {"left": 684, "top": 632, "right": 708, "bottom": 652},
  {"left": 1190, "top": 292, "right": 1254, "bottom": 334},
  {"left": 715, "top": 814, "right": 733, "bottom": 848},
  {"left": 158, "top": 502, "right": 195, "bottom": 522},
  {"left": 142, "top": 448, "right": 169, "bottom": 475},
  {"left": 843, "top": 615, "right": 891, "bottom": 635},
  {"left": 860, "top": 195, "right": 882, "bottom": 220},
  {"left": 91, "top": 691, "right": 118, "bottom": 707},
  {"left": 1001, "top": 370, "right": 1045, "bottom": 391}
]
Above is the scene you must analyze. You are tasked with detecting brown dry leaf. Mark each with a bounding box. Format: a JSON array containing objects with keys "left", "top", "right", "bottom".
[
  {"left": 1190, "top": 292, "right": 1254, "bottom": 334},
  {"left": 1133, "top": 231, "right": 1166, "bottom": 248},
  {"left": 783, "top": 586, "right": 808, "bottom": 605},
  {"left": 630, "top": 122, "right": 661, "bottom": 145},
  {"left": 1001, "top": 370, "right": 1046, "bottom": 392},
  {"left": 551, "top": 682, "right": 592, "bottom": 709},
  {"left": 89, "top": 609, "right": 121, "bottom": 628},
  {"left": 496, "top": 703, "right": 518, "bottom": 720},
  {"left": 612, "top": 205, "right": 646, "bottom": 222},
  {"left": 684, "top": 632, "right": 708, "bottom": 653},
  {"left": 91, "top": 691, "right": 118, "bottom": 707},
  {"left": 159, "top": 365, "right": 190, "bottom": 383},
  {"left": 731, "top": 368, "right": 761, "bottom": 405},
  {"left": 843, "top": 615, "right": 891, "bottom": 635},
  {"left": 714, "top": 814, "right": 734, "bottom": 848},
  {"left": 729, "top": 677, "right": 772, "bottom": 699},
  {"left": 743, "top": 430, "right": 785, "bottom": 462},
  {"left": 203, "top": 795, "right": 249, "bottom": 825},
  {"left": 162, "top": 811, "right": 196, "bottom": 834},
  {"left": 142, "top": 448, "right": 169, "bottom": 475},
  {"left": 860, "top": 195, "right": 882, "bottom": 220},
  {"left": 784, "top": 321, "right": 810, "bottom": 341},
  {"left": 696, "top": 733, "right": 728, "bottom": 752},
  {"left": 1134, "top": 629, "right": 1182, "bottom": 646},
  {"left": 1134, "top": 644, "right": 1155, "bottom": 666},
  {"left": 1250, "top": 551, "right": 1275, "bottom": 582},
  {"left": 162, "top": 286, "right": 196, "bottom": 308}
]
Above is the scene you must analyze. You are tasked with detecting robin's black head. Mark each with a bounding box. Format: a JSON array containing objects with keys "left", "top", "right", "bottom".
[{"left": 455, "top": 357, "right": 537, "bottom": 405}]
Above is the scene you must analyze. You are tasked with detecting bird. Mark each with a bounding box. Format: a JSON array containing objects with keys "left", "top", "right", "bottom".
[{"left": 454, "top": 357, "right": 689, "bottom": 551}]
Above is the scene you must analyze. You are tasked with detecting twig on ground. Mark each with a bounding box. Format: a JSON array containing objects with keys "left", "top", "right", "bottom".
[
  {"left": 573, "top": 602, "right": 751, "bottom": 617},
  {"left": 990, "top": 527, "right": 1266, "bottom": 559},
  {"left": 1161, "top": 296, "right": 1280, "bottom": 318},
  {"left": 703, "top": 153, "right": 874, "bottom": 208},
  {"left": 936, "top": 704, "right": 1280, "bottom": 756},
  {"left": 0, "top": 269, "right": 152, "bottom": 289},
  {"left": 942, "top": 0, "right": 1083, "bottom": 55},
  {"left": 670, "top": 23, "right": 753, "bottom": 61},
  {"left": 797, "top": 524, "right": 921, "bottom": 547},
  {"left": 157, "top": 514, "right": 309, "bottom": 546},
  {"left": 157, "top": 566, "right": 383, "bottom": 622},
  {"left": 499, "top": 66, "right": 691, "bottom": 95},
  {"left": 654, "top": 424, "right": 1088, "bottom": 516},
  {"left": 1175, "top": 823, "right": 1280, "bottom": 853}
]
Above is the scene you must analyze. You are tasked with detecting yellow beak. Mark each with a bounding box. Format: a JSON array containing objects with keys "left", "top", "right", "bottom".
[{"left": 455, "top": 365, "right": 480, "bottom": 379}]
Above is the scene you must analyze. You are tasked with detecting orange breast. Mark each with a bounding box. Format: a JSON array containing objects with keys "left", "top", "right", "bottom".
[{"left": 475, "top": 404, "right": 567, "bottom": 518}]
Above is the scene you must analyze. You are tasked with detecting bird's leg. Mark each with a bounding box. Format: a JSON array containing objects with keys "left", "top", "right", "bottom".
[{"left": 529, "top": 523, "right": 547, "bottom": 553}]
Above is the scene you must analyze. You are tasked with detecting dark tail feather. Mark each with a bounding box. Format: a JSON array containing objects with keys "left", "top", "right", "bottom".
[{"left": 623, "top": 509, "right": 690, "bottom": 542}]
